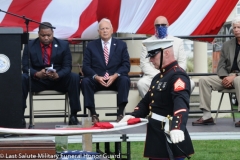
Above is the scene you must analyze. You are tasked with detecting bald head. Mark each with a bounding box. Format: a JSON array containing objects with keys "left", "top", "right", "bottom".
[
  {"left": 154, "top": 16, "right": 169, "bottom": 26},
  {"left": 162, "top": 47, "right": 175, "bottom": 67}
]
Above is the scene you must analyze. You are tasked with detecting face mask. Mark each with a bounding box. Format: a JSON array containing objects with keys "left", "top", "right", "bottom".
[{"left": 155, "top": 24, "right": 168, "bottom": 39}]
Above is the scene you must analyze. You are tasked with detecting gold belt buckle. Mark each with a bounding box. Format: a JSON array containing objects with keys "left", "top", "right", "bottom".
[{"left": 147, "top": 111, "right": 152, "bottom": 119}]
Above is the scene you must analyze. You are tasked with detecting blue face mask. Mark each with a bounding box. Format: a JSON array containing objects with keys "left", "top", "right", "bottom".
[{"left": 155, "top": 24, "right": 168, "bottom": 39}]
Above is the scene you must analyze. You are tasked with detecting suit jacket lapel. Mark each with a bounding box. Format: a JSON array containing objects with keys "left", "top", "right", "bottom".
[
  {"left": 230, "top": 38, "right": 236, "bottom": 67},
  {"left": 51, "top": 39, "right": 58, "bottom": 65},
  {"left": 96, "top": 39, "right": 106, "bottom": 66},
  {"left": 109, "top": 38, "right": 117, "bottom": 63},
  {"left": 236, "top": 39, "right": 240, "bottom": 68},
  {"left": 34, "top": 40, "right": 44, "bottom": 65}
]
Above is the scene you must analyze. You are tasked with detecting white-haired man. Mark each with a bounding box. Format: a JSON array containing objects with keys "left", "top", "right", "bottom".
[
  {"left": 192, "top": 16, "right": 240, "bottom": 127},
  {"left": 81, "top": 18, "right": 130, "bottom": 124}
]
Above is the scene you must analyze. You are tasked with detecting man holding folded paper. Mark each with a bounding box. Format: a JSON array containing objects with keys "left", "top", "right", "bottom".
[{"left": 21, "top": 22, "right": 81, "bottom": 126}]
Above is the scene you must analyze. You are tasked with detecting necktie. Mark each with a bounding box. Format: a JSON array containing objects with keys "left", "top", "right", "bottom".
[
  {"left": 43, "top": 45, "right": 48, "bottom": 65},
  {"left": 103, "top": 42, "right": 109, "bottom": 64},
  {"left": 103, "top": 42, "right": 109, "bottom": 79}
]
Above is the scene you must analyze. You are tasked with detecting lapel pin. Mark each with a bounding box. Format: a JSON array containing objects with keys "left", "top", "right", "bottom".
[
  {"left": 54, "top": 44, "right": 58, "bottom": 47},
  {"left": 114, "top": 43, "right": 116, "bottom": 46}
]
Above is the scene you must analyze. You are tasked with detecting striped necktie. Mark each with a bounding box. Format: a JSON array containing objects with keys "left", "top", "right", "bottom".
[
  {"left": 103, "top": 42, "right": 109, "bottom": 79},
  {"left": 43, "top": 45, "right": 49, "bottom": 65}
]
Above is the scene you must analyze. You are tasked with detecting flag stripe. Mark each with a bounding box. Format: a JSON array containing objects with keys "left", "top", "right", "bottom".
[
  {"left": 0, "top": 0, "right": 51, "bottom": 31},
  {"left": 168, "top": 0, "right": 216, "bottom": 36},
  {"left": 96, "top": 0, "right": 121, "bottom": 33},
  {"left": 0, "top": 0, "right": 238, "bottom": 42},
  {"left": 117, "top": 0, "right": 155, "bottom": 33},
  {"left": 35, "top": 0, "right": 93, "bottom": 39},
  {"left": 0, "top": 119, "right": 148, "bottom": 135},
  {"left": 0, "top": 0, "right": 13, "bottom": 23},
  {"left": 137, "top": 0, "right": 191, "bottom": 35},
  {"left": 70, "top": 0, "right": 98, "bottom": 39},
  {"left": 191, "top": 0, "right": 239, "bottom": 42}
]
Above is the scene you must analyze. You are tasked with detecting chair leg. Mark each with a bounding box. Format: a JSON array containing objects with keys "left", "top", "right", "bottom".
[
  {"left": 84, "top": 107, "right": 87, "bottom": 115},
  {"left": 29, "top": 93, "right": 35, "bottom": 128},
  {"left": 67, "top": 93, "right": 70, "bottom": 123},
  {"left": 68, "top": 95, "right": 70, "bottom": 122},
  {"left": 64, "top": 94, "right": 67, "bottom": 123},
  {"left": 215, "top": 93, "right": 224, "bottom": 123},
  {"left": 229, "top": 93, "right": 236, "bottom": 122}
]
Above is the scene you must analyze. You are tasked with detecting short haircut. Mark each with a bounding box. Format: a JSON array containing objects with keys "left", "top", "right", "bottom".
[
  {"left": 98, "top": 18, "right": 113, "bottom": 29},
  {"left": 232, "top": 16, "right": 240, "bottom": 26},
  {"left": 39, "top": 22, "right": 53, "bottom": 31}
]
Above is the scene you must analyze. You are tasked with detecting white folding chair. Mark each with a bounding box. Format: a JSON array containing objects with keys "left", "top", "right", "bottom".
[
  {"left": 84, "top": 90, "right": 120, "bottom": 117},
  {"left": 30, "top": 90, "right": 69, "bottom": 125}
]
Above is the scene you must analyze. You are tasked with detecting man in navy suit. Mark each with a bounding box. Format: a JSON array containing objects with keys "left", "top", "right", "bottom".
[
  {"left": 22, "top": 22, "right": 81, "bottom": 127},
  {"left": 81, "top": 18, "right": 130, "bottom": 123}
]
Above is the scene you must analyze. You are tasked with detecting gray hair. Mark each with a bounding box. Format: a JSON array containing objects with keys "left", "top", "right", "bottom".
[
  {"left": 232, "top": 16, "right": 240, "bottom": 26},
  {"left": 98, "top": 18, "right": 113, "bottom": 29}
]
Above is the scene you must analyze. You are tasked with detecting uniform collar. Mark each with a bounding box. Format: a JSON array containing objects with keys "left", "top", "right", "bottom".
[{"left": 160, "top": 61, "right": 178, "bottom": 73}]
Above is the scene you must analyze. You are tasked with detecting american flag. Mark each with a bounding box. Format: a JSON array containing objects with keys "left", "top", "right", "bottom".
[{"left": 0, "top": 0, "right": 238, "bottom": 42}]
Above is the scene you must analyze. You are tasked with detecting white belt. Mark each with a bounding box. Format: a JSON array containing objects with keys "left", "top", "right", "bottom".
[{"left": 151, "top": 112, "right": 172, "bottom": 133}]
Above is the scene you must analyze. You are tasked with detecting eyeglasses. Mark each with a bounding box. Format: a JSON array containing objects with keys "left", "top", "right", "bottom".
[{"left": 155, "top": 24, "right": 167, "bottom": 27}]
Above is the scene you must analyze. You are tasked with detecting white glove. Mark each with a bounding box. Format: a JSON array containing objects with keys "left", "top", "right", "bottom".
[
  {"left": 118, "top": 115, "right": 135, "bottom": 123},
  {"left": 170, "top": 130, "right": 184, "bottom": 144}
]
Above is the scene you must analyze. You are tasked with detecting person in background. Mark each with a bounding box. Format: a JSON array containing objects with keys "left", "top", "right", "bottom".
[
  {"left": 120, "top": 39, "right": 194, "bottom": 160},
  {"left": 22, "top": 22, "right": 81, "bottom": 127},
  {"left": 81, "top": 18, "right": 130, "bottom": 124},
  {"left": 192, "top": 16, "right": 240, "bottom": 127},
  {"left": 137, "top": 16, "right": 195, "bottom": 98}
]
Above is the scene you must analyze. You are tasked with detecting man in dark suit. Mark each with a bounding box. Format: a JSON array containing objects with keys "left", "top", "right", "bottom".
[
  {"left": 22, "top": 22, "right": 81, "bottom": 126},
  {"left": 81, "top": 18, "right": 130, "bottom": 123}
]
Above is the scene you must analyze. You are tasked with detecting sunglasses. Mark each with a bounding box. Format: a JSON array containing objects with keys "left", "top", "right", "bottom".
[{"left": 155, "top": 24, "right": 167, "bottom": 27}]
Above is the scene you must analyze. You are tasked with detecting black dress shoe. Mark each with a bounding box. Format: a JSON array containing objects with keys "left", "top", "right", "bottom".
[
  {"left": 192, "top": 117, "right": 215, "bottom": 126},
  {"left": 92, "top": 115, "right": 99, "bottom": 124},
  {"left": 116, "top": 115, "right": 123, "bottom": 122},
  {"left": 235, "top": 121, "right": 240, "bottom": 127},
  {"left": 69, "top": 115, "right": 80, "bottom": 125},
  {"left": 22, "top": 118, "right": 26, "bottom": 128}
]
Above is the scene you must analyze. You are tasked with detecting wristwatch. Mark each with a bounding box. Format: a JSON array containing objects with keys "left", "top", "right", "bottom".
[{"left": 93, "top": 74, "right": 98, "bottom": 79}]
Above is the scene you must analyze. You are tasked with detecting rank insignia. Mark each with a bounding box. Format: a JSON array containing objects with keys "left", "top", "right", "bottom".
[{"left": 174, "top": 78, "right": 185, "bottom": 91}]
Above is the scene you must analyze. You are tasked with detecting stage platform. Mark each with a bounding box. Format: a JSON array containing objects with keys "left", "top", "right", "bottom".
[{"left": 0, "top": 117, "right": 240, "bottom": 142}]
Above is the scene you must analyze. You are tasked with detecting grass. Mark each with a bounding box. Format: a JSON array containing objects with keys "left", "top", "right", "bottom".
[
  {"left": 67, "top": 142, "right": 145, "bottom": 160},
  {"left": 67, "top": 140, "right": 240, "bottom": 160},
  {"left": 65, "top": 106, "right": 240, "bottom": 159},
  {"left": 191, "top": 140, "right": 240, "bottom": 160}
]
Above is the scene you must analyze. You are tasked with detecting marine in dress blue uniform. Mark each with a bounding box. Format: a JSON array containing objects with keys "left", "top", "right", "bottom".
[{"left": 120, "top": 39, "right": 194, "bottom": 160}]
